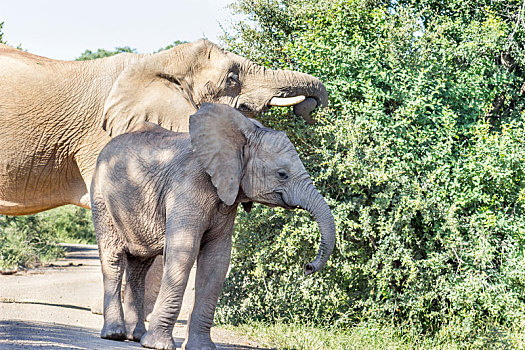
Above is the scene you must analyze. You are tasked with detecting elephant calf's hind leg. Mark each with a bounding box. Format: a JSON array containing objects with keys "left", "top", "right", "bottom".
[
  {"left": 92, "top": 198, "right": 127, "bottom": 341},
  {"left": 123, "top": 254, "right": 156, "bottom": 341},
  {"left": 99, "top": 249, "right": 126, "bottom": 340}
]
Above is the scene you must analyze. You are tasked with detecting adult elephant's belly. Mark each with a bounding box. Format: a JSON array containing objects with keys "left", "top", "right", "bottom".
[
  {"left": 0, "top": 150, "right": 88, "bottom": 215},
  {"left": 0, "top": 63, "right": 95, "bottom": 216}
]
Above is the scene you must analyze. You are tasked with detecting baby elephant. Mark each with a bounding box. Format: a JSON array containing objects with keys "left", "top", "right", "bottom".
[{"left": 90, "top": 103, "right": 335, "bottom": 350}]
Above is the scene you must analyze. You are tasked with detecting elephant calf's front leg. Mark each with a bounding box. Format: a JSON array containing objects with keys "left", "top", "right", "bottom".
[
  {"left": 184, "top": 229, "right": 233, "bottom": 350},
  {"left": 141, "top": 227, "right": 201, "bottom": 350}
]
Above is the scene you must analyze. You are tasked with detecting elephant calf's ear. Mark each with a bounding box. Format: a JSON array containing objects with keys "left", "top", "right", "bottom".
[{"left": 189, "top": 103, "right": 257, "bottom": 206}]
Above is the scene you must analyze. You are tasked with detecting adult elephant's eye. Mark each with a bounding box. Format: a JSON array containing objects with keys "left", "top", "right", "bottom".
[{"left": 227, "top": 72, "right": 240, "bottom": 86}]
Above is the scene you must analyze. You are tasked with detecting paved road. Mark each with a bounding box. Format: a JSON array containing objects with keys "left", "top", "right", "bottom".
[{"left": 0, "top": 244, "right": 266, "bottom": 350}]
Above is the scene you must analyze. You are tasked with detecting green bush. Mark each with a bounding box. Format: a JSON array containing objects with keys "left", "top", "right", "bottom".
[
  {"left": 0, "top": 215, "right": 63, "bottom": 270},
  {"left": 39, "top": 206, "right": 96, "bottom": 245},
  {"left": 216, "top": 0, "right": 525, "bottom": 345},
  {"left": 0, "top": 206, "right": 95, "bottom": 269}
]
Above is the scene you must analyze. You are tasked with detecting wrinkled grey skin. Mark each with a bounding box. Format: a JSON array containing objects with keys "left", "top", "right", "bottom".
[
  {"left": 0, "top": 39, "right": 327, "bottom": 216},
  {"left": 90, "top": 104, "right": 335, "bottom": 350}
]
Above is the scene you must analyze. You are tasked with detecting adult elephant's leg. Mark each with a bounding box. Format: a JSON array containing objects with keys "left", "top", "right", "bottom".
[
  {"left": 144, "top": 255, "right": 164, "bottom": 320},
  {"left": 141, "top": 227, "right": 201, "bottom": 350},
  {"left": 66, "top": 169, "right": 92, "bottom": 209},
  {"left": 183, "top": 232, "right": 233, "bottom": 350},
  {"left": 123, "top": 254, "right": 156, "bottom": 341},
  {"left": 74, "top": 130, "right": 113, "bottom": 208}
]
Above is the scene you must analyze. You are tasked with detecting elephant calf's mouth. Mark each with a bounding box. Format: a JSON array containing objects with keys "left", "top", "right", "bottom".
[
  {"left": 237, "top": 103, "right": 264, "bottom": 117},
  {"left": 275, "top": 191, "right": 300, "bottom": 210}
]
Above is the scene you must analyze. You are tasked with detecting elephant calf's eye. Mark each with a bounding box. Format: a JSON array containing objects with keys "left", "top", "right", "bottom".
[{"left": 277, "top": 170, "right": 289, "bottom": 180}]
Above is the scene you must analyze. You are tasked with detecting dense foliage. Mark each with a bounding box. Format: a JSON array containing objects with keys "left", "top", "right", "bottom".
[{"left": 216, "top": 0, "right": 525, "bottom": 345}]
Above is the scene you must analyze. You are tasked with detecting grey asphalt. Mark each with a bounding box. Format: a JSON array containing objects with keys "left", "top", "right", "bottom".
[{"left": 0, "top": 244, "right": 266, "bottom": 350}]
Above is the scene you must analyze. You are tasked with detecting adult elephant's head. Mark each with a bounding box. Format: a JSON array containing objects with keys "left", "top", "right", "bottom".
[{"left": 101, "top": 39, "right": 328, "bottom": 136}]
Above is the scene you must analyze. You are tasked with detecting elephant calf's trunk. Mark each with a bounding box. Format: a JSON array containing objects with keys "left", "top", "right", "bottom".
[{"left": 300, "top": 187, "right": 336, "bottom": 276}]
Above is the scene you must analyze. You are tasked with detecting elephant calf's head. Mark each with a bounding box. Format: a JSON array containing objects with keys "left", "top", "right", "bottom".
[
  {"left": 189, "top": 103, "right": 335, "bottom": 275},
  {"left": 102, "top": 39, "right": 328, "bottom": 136}
]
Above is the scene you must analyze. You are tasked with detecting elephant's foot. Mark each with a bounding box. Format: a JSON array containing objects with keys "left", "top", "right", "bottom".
[
  {"left": 182, "top": 335, "right": 216, "bottom": 350},
  {"left": 140, "top": 330, "right": 176, "bottom": 350},
  {"left": 100, "top": 322, "right": 126, "bottom": 341},
  {"left": 126, "top": 321, "right": 147, "bottom": 342}
]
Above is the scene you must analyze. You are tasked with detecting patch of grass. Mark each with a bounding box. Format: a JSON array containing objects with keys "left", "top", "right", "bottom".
[
  {"left": 221, "top": 321, "right": 525, "bottom": 350},
  {"left": 222, "top": 322, "right": 409, "bottom": 350}
]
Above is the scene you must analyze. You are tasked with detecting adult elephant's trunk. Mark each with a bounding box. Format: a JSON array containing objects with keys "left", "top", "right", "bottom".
[
  {"left": 236, "top": 54, "right": 329, "bottom": 122},
  {"left": 266, "top": 69, "right": 328, "bottom": 124},
  {"left": 292, "top": 182, "right": 336, "bottom": 275}
]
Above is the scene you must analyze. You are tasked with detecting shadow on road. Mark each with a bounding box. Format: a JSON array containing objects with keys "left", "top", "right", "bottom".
[
  {"left": 0, "top": 320, "right": 142, "bottom": 349},
  {"left": 2, "top": 300, "right": 92, "bottom": 312},
  {"left": 0, "top": 321, "right": 268, "bottom": 350}
]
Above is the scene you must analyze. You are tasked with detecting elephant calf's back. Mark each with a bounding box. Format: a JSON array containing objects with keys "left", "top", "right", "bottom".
[{"left": 92, "top": 129, "right": 193, "bottom": 257}]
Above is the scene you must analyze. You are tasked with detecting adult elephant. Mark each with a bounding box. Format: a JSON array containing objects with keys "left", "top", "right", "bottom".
[{"left": 0, "top": 39, "right": 327, "bottom": 216}]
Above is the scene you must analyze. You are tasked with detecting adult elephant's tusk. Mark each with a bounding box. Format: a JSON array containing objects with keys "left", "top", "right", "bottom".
[{"left": 268, "top": 95, "right": 306, "bottom": 107}]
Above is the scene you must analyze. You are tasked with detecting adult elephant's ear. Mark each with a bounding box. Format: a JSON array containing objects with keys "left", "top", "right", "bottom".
[
  {"left": 189, "top": 103, "right": 258, "bottom": 206},
  {"left": 101, "top": 41, "right": 208, "bottom": 136}
]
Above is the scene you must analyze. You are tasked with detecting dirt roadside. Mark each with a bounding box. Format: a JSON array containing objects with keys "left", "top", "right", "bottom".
[{"left": 0, "top": 244, "right": 269, "bottom": 350}]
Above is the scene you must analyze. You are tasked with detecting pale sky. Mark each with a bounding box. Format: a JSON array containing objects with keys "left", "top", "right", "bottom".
[{"left": 1, "top": 0, "right": 236, "bottom": 60}]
